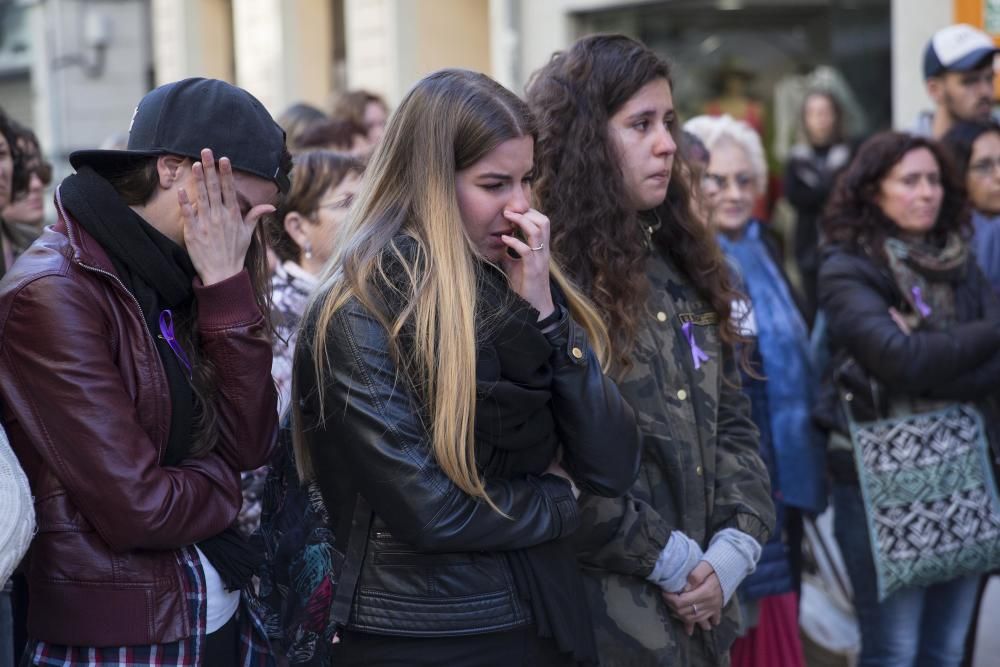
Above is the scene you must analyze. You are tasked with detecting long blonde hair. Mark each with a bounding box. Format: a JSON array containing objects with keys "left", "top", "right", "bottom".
[{"left": 293, "top": 69, "right": 609, "bottom": 511}]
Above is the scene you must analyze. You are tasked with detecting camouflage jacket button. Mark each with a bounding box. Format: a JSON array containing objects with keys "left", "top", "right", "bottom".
[
  {"left": 571, "top": 347, "right": 584, "bottom": 359},
  {"left": 677, "top": 389, "right": 688, "bottom": 401}
]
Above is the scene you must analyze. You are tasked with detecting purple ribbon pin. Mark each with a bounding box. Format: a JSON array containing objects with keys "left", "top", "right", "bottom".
[
  {"left": 159, "top": 309, "right": 192, "bottom": 378},
  {"left": 911, "top": 286, "right": 932, "bottom": 318},
  {"left": 682, "top": 322, "right": 710, "bottom": 370}
]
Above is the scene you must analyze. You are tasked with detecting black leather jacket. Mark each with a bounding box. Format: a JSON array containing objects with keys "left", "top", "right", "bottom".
[{"left": 297, "top": 293, "right": 641, "bottom": 637}]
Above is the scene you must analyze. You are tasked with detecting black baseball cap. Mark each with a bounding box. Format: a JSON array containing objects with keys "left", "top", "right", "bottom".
[{"left": 70, "top": 78, "right": 290, "bottom": 193}]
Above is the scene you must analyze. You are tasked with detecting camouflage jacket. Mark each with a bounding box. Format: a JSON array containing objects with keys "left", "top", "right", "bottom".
[{"left": 573, "top": 250, "right": 774, "bottom": 667}]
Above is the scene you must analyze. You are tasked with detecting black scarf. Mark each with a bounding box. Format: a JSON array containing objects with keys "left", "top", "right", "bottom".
[
  {"left": 474, "top": 267, "right": 598, "bottom": 666},
  {"left": 60, "top": 167, "right": 259, "bottom": 589}
]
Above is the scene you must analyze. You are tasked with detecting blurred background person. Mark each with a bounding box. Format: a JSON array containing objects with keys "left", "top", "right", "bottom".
[
  {"left": 687, "top": 113, "right": 824, "bottom": 667},
  {"left": 817, "top": 131, "right": 1000, "bottom": 667},
  {"left": 679, "top": 130, "right": 719, "bottom": 225},
  {"left": 2, "top": 123, "right": 52, "bottom": 258},
  {"left": 277, "top": 102, "right": 329, "bottom": 154},
  {"left": 784, "top": 90, "right": 852, "bottom": 318},
  {"left": 266, "top": 150, "right": 364, "bottom": 416},
  {"left": 297, "top": 118, "right": 371, "bottom": 157},
  {"left": 942, "top": 120, "right": 1000, "bottom": 295},
  {"left": 913, "top": 24, "right": 1000, "bottom": 139},
  {"left": 937, "top": 119, "right": 1000, "bottom": 667},
  {"left": 680, "top": 130, "right": 711, "bottom": 178},
  {"left": 330, "top": 89, "right": 389, "bottom": 145},
  {"left": 268, "top": 103, "right": 335, "bottom": 272}
]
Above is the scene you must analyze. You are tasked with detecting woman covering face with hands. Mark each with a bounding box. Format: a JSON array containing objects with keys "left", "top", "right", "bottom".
[
  {"left": 292, "top": 68, "right": 639, "bottom": 666},
  {"left": 0, "top": 78, "right": 291, "bottom": 666}
]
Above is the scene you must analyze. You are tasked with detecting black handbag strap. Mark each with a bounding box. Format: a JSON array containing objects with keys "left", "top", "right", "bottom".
[{"left": 328, "top": 492, "right": 372, "bottom": 629}]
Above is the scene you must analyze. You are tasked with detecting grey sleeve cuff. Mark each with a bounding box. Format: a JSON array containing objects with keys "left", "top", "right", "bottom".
[
  {"left": 702, "top": 528, "right": 762, "bottom": 605},
  {"left": 645, "top": 530, "right": 704, "bottom": 593}
]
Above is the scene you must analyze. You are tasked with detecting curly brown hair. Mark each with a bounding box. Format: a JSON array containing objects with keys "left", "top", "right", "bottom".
[
  {"left": 822, "top": 131, "right": 970, "bottom": 256},
  {"left": 525, "top": 33, "right": 746, "bottom": 371}
]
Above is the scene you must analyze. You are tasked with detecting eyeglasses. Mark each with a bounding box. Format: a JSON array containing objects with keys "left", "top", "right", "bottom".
[
  {"left": 703, "top": 172, "right": 756, "bottom": 192},
  {"left": 969, "top": 156, "right": 1000, "bottom": 178}
]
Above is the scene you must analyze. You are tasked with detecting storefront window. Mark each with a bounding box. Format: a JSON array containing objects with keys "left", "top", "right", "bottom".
[{"left": 573, "top": 0, "right": 890, "bottom": 161}]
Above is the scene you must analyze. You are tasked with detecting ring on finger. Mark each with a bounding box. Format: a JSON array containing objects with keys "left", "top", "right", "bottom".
[
  {"left": 692, "top": 603, "right": 699, "bottom": 615},
  {"left": 530, "top": 242, "right": 545, "bottom": 251}
]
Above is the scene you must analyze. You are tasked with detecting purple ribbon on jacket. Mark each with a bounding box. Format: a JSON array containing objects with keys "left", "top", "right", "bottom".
[
  {"left": 911, "top": 286, "right": 933, "bottom": 318},
  {"left": 158, "top": 309, "right": 193, "bottom": 379},
  {"left": 681, "top": 321, "right": 710, "bottom": 370}
]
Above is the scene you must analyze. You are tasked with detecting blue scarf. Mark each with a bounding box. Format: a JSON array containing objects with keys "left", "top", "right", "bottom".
[{"left": 718, "top": 221, "right": 826, "bottom": 513}]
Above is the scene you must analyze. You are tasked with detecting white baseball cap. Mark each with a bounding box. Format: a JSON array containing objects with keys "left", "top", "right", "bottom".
[{"left": 924, "top": 24, "right": 999, "bottom": 79}]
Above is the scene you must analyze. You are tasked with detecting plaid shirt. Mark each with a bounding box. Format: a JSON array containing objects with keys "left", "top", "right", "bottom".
[{"left": 23, "top": 547, "right": 274, "bottom": 667}]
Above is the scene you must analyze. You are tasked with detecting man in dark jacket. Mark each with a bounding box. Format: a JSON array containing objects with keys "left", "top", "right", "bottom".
[{"left": 0, "top": 78, "right": 291, "bottom": 666}]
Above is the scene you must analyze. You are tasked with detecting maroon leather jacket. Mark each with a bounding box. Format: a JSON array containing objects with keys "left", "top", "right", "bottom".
[{"left": 0, "top": 207, "right": 278, "bottom": 646}]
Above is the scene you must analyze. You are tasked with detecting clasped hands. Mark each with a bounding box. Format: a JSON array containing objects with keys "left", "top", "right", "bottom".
[{"left": 661, "top": 561, "right": 724, "bottom": 636}]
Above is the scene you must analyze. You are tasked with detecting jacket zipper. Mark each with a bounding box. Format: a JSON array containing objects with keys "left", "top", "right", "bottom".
[
  {"left": 55, "top": 187, "right": 171, "bottom": 464},
  {"left": 57, "top": 187, "right": 194, "bottom": 634}
]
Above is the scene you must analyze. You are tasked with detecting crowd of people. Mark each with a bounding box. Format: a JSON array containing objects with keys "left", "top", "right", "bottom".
[{"left": 0, "top": 20, "right": 999, "bottom": 667}]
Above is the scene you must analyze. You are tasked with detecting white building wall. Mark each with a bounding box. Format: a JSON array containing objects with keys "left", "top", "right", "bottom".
[
  {"left": 513, "top": 0, "right": 572, "bottom": 93},
  {"left": 151, "top": 0, "right": 197, "bottom": 86},
  {"left": 231, "top": 0, "right": 285, "bottom": 111},
  {"left": 890, "top": 0, "right": 953, "bottom": 130},
  {"left": 32, "top": 0, "right": 152, "bottom": 164},
  {"left": 345, "top": 0, "right": 394, "bottom": 102}
]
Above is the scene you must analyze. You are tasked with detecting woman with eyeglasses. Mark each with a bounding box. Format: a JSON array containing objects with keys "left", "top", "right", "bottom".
[
  {"left": 1, "top": 122, "right": 52, "bottom": 274},
  {"left": 939, "top": 119, "right": 1000, "bottom": 667},
  {"left": 942, "top": 120, "right": 1000, "bottom": 295},
  {"left": 241, "top": 152, "right": 363, "bottom": 531},
  {"left": 265, "top": 150, "right": 365, "bottom": 418},
  {"left": 685, "top": 114, "right": 824, "bottom": 667}
]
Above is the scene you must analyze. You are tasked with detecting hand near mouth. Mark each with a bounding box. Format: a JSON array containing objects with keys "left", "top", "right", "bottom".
[{"left": 500, "top": 208, "right": 555, "bottom": 320}]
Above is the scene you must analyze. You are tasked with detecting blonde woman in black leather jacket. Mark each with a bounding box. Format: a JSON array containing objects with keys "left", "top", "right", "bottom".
[{"left": 292, "top": 69, "right": 640, "bottom": 666}]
